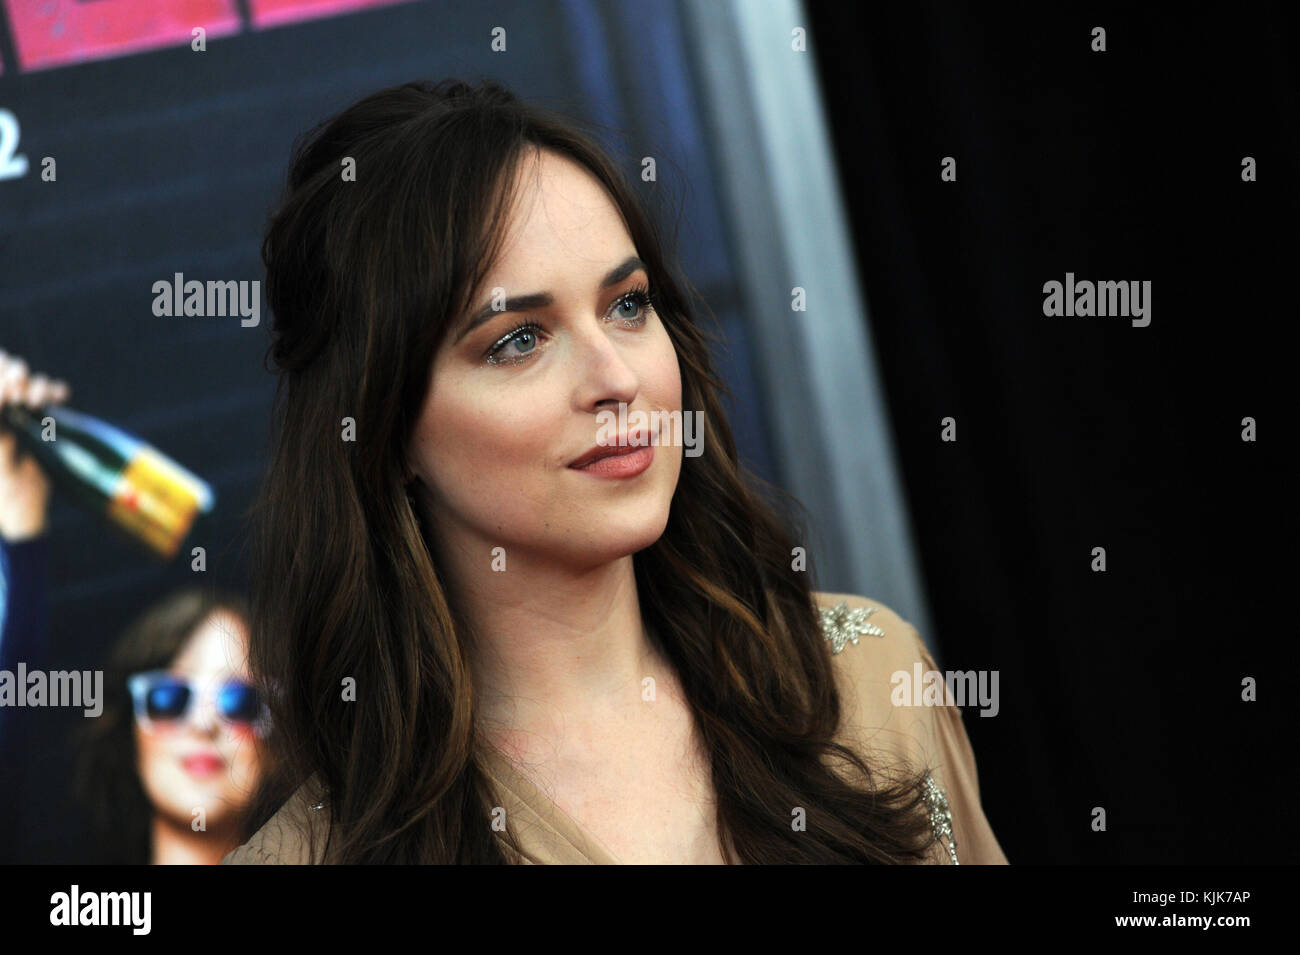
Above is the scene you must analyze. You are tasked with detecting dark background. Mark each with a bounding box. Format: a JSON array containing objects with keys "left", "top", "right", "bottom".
[{"left": 806, "top": 2, "right": 1295, "bottom": 863}]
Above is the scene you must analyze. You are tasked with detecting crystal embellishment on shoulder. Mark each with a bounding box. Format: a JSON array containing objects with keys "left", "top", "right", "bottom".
[
  {"left": 818, "top": 600, "right": 886, "bottom": 654},
  {"left": 921, "top": 770, "right": 959, "bottom": 865}
]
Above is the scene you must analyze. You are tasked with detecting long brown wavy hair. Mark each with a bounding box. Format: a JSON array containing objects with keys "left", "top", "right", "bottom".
[{"left": 248, "top": 77, "right": 938, "bottom": 863}]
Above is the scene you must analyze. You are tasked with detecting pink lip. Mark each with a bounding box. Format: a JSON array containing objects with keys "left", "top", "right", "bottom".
[
  {"left": 568, "top": 429, "right": 654, "bottom": 469},
  {"left": 569, "top": 444, "right": 654, "bottom": 479},
  {"left": 180, "top": 754, "right": 225, "bottom": 778}
]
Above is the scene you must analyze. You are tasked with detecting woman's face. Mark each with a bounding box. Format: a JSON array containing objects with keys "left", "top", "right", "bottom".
[
  {"left": 134, "top": 611, "right": 266, "bottom": 832},
  {"left": 408, "top": 149, "right": 683, "bottom": 572}
]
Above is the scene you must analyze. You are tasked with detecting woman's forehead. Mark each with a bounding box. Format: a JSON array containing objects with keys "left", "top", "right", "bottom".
[
  {"left": 170, "top": 611, "right": 249, "bottom": 675},
  {"left": 487, "top": 150, "right": 634, "bottom": 285}
]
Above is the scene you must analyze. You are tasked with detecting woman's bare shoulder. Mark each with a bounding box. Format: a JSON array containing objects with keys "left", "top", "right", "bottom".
[{"left": 221, "top": 777, "right": 331, "bottom": 865}]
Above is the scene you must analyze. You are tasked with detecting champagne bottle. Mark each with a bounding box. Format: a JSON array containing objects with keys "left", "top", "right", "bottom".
[{"left": 0, "top": 403, "right": 214, "bottom": 561}]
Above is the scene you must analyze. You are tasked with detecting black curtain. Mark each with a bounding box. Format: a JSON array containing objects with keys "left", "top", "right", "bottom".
[{"left": 806, "top": 2, "right": 1295, "bottom": 863}]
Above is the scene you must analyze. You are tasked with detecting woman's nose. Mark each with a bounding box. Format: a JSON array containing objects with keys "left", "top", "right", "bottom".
[
  {"left": 187, "top": 697, "right": 219, "bottom": 735},
  {"left": 572, "top": 325, "right": 640, "bottom": 406}
]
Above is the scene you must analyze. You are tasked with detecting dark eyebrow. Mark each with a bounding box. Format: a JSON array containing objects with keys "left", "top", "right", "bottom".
[{"left": 452, "top": 255, "right": 647, "bottom": 345}]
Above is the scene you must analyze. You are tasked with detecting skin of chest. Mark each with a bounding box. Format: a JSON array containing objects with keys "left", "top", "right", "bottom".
[
  {"left": 492, "top": 686, "right": 729, "bottom": 864},
  {"left": 549, "top": 748, "right": 725, "bottom": 865}
]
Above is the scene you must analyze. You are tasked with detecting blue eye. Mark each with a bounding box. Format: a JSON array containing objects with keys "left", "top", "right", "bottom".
[
  {"left": 486, "top": 323, "right": 542, "bottom": 364},
  {"left": 613, "top": 286, "right": 654, "bottom": 323},
  {"left": 613, "top": 292, "right": 646, "bottom": 320}
]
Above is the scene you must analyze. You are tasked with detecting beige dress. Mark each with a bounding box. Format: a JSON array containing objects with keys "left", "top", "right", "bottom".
[{"left": 222, "top": 591, "right": 1008, "bottom": 864}]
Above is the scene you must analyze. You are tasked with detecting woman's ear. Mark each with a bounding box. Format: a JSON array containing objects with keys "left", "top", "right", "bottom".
[
  {"left": 404, "top": 472, "right": 423, "bottom": 503},
  {"left": 405, "top": 478, "right": 429, "bottom": 527}
]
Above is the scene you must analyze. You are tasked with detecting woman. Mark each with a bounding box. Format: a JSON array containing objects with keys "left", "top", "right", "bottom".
[
  {"left": 77, "top": 588, "right": 278, "bottom": 864},
  {"left": 226, "top": 78, "right": 1006, "bottom": 864}
]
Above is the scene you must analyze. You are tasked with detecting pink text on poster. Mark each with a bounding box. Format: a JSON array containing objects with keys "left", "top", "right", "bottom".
[{"left": 5, "top": 0, "right": 241, "bottom": 73}]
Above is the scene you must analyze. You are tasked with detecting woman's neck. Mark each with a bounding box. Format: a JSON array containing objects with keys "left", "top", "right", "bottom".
[{"left": 458, "top": 554, "right": 663, "bottom": 742}]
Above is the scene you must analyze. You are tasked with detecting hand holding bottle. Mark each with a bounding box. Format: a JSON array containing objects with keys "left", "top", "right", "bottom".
[
  {"left": 0, "top": 354, "right": 213, "bottom": 560},
  {"left": 0, "top": 350, "right": 72, "bottom": 542}
]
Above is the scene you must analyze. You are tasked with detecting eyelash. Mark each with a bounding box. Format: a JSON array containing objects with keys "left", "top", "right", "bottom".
[{"left": 484, "top": 284, "right": 657, "bottom": 366}]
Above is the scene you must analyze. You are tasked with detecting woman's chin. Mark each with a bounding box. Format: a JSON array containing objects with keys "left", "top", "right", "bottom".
[
  {"left": 149, "top": 771, "right": 243, "bottom": 822},
  {"left": 553, "top": 518, "right": 669, "bottom": 566},
  {"left": 153, "top": 796, "right": 238, "bottom": 832}
]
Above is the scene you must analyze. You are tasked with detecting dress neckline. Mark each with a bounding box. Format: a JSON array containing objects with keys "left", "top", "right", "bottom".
[
  {"left": 478, "top": 741, "right": 742, "bottom": 865},
  {"left": 478, "top": 742, "right": 624, "bottom": 864}
]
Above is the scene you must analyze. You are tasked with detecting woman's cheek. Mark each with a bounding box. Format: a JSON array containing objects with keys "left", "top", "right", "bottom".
[{"left": 134, "top": 726, "right": 178, "bottom": 817}]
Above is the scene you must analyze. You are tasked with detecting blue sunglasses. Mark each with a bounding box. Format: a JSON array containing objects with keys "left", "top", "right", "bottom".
[{"left": 127, "top": 670, "right": 271, "bottom": 737}]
